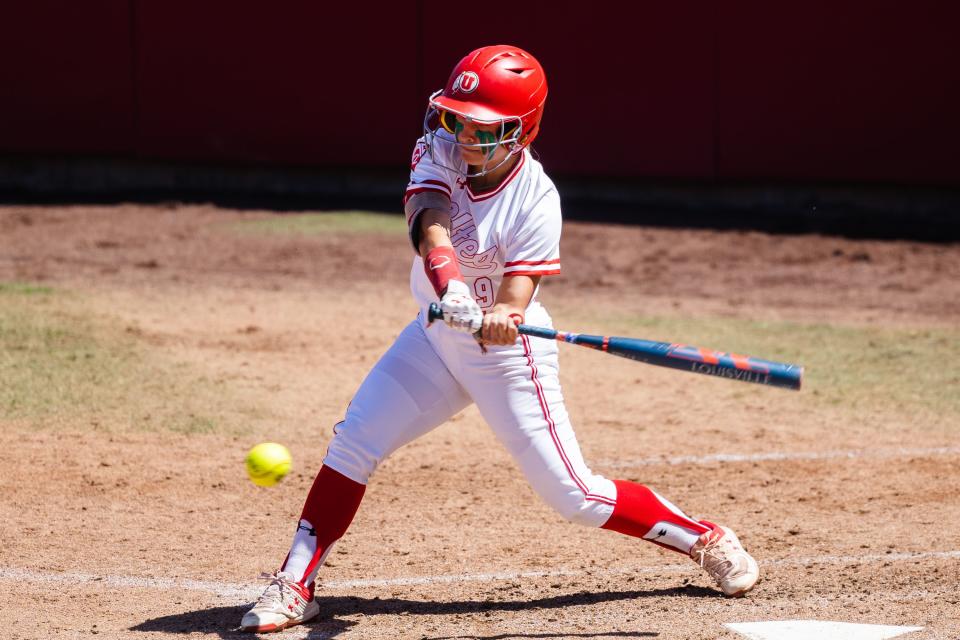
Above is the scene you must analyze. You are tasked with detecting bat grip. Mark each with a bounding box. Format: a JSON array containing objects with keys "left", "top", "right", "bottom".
[
  {"left": 427, "top": 302, "right": 487, "bottom": 352},
  {"left": 429, "top": 302, "right": 541, "bottom": 335}
]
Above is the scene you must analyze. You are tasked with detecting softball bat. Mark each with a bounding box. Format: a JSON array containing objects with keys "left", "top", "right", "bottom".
[{"left": 428, "top": 303, "right": 803, "bottom": 391}]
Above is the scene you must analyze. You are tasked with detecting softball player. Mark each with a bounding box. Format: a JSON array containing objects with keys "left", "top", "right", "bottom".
[{"left": 241, "top": 44, "right": 759, "bottom": 633}]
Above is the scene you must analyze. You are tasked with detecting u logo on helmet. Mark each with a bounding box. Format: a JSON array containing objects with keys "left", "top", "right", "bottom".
[{"left": 453, "top": 71, "right": 480, "bottom": 94}]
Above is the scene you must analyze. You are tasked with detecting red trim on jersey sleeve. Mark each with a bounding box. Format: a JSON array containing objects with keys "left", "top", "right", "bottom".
[
  {"left": 503, "top": 267, "right": 562, "bottom": 277},
  {"left": 404, "top": 179, "right": 452, "bottom": 205},
  {"left": 503, "top": 258, "right": 561, "bottom": 277},
  {"left": 417, "top": 179, "right": 452, "bottom": 193},
  {"left": 504, "top": 258, "right": 560, "bottom": 267},
  {"left": 406, "top": 179, "right": 451, "bottom": 194}
]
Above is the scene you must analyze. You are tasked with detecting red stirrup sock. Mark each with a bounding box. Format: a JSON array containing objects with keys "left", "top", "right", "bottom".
[
  {"left": 601, "top": 480, "right": 711, "bottom": 554},
  {"left": 280, "top": 465, "right": 366, "bottom": 588}
]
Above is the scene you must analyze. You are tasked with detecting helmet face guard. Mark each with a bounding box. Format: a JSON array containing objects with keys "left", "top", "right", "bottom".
[
  {"left": 421, "top": 45, "right": 547, "bottom": 179},
  {"left": 423, "top": 92, "right": 525, "bottom": 178}
]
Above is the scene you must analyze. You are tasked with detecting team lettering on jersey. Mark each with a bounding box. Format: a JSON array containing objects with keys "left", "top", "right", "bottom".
[
  {"left": 449, "top": 204, "right": 498, "bottom": 276},
  {"left": 410, "top": 140, "right": 427, "bottom": 172}
]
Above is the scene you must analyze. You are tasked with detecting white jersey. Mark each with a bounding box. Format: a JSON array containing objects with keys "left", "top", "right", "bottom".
[{"left": 404, "top": 135, "right": 562, "bottom": 312}]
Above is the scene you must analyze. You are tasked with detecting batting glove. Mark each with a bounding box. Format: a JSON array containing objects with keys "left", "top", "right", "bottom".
[{"left": 439, "top": 280, "right": 483, "bottom": 334}]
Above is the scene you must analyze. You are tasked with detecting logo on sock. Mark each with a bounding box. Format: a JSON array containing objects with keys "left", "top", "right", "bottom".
[{"left": 297, "top": 522, "right": 317, "bottom": 537}]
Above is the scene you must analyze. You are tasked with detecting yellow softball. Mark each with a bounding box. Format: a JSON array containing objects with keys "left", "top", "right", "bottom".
[{"left": 245, "top": 442, "right": 292, "bottom": 487}]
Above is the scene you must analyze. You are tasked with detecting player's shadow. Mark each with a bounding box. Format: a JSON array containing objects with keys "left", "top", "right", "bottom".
[
  {"left": 130, "top": 603, "right": 353, "bottom": 638},
  {"left": 131, "top": 586, "right": 712, "bottom": 638},
  {"left": 423, "top": 634, "right": 657, "bottom": 640}
]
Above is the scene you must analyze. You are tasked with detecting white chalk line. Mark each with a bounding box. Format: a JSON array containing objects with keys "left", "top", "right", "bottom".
[
  {"left": 597, "top": 446, "right": 960, "bottom": 468},
  {"left": 3, "top": 550, "right": 958, "bottom": 602}
]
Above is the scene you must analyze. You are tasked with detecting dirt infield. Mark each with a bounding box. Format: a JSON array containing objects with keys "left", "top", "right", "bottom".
[{"left": 1, "top": 204, "right": 958, "bottom": 639}]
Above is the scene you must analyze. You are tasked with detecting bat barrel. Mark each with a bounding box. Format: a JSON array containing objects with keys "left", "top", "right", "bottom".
[{"left": 606, "top": 336, "right": 803, "bottom": 390}]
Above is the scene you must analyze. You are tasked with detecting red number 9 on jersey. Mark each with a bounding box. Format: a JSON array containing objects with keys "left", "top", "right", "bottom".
[{"left": 473, "top": 277, "right": 494, "bottom": 308}]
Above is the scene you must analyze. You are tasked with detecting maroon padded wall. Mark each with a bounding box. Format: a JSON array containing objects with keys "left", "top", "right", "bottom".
[
  {"left": 0, "top": 2, "right": 957, "bottom": 185},
  {"left": 0, "top": 1, "right": 133, "bottom": 154},
  {"left": 133, "top": 2, "right": 419, "bottom": 167},
  {"left": 716, "top": 2, "right": 960, "bottom": 185},
  {"left": 419, "top": 2, "right": 716, "bottom": 179}
]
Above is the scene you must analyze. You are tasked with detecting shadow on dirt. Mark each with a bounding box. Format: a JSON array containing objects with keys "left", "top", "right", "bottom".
[
  {"left": 422, "top": 632, "right": 658, "bottom": 639},
  {"left": 129, "top": 604, "right": 357, "bottom": 638},
  {"left": 131, "top": 586, "right": 714, "bottom": 637}
]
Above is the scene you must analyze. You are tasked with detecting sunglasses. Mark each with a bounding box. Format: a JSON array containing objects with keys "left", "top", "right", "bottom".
[{"left": 438, "top": 110, "right": 520, "bottom": 140}]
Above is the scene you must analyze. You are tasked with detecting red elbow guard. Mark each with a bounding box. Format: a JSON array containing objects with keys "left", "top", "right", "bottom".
[{"left": 424, "top": 246, "right": 464, "bottom": 296}]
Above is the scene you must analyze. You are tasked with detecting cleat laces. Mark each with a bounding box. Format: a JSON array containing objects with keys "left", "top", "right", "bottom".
[
  {"left": 254, "top": 571, "right": 302, "bottom": 609},
  {"left": 693, "top": 534, "right": 736, "bottom": 584}
]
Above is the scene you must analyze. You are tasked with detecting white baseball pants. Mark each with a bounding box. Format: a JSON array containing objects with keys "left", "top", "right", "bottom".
[{"left": 324, "top": 304, "right": 617, "bottom": 527}]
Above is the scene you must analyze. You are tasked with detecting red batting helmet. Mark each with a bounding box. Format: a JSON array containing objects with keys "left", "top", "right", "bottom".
[{"left": 423, "top": 45, "right": 548, "bottom": 176}]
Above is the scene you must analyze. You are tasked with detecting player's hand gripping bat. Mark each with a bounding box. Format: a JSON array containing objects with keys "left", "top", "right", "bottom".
[{"left": 428, "top": 303, "right": 803, "bottom": 390}]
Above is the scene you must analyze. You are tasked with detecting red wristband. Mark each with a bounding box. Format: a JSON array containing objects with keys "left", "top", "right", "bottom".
[
  {"left": 508, "top": 312, "right": 524, "bottom": 326},
  {"left": 424, "top": 246, "right": 464, "bottom": 296}
]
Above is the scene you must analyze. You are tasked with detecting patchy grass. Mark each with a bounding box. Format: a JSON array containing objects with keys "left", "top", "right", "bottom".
[
  {"left": 229, "top": 211, "right": 406, "bottom": 236},
  {"left": 559, "top": 310, "right": 960, "bottom": 420},
  {"left": 0, "top": 284, "right": 259, "bottom": 434},
  {"left": 0, "top": 282, "right": 54, "bottom": 295}
]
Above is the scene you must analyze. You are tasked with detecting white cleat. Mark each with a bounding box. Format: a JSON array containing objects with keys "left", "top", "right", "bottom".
[
  {"left": 689, "top": 521, "right": 760, "bottom": 597},
  {"left": 240, "top": 571, "right": 320, "bottom": 633}
]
